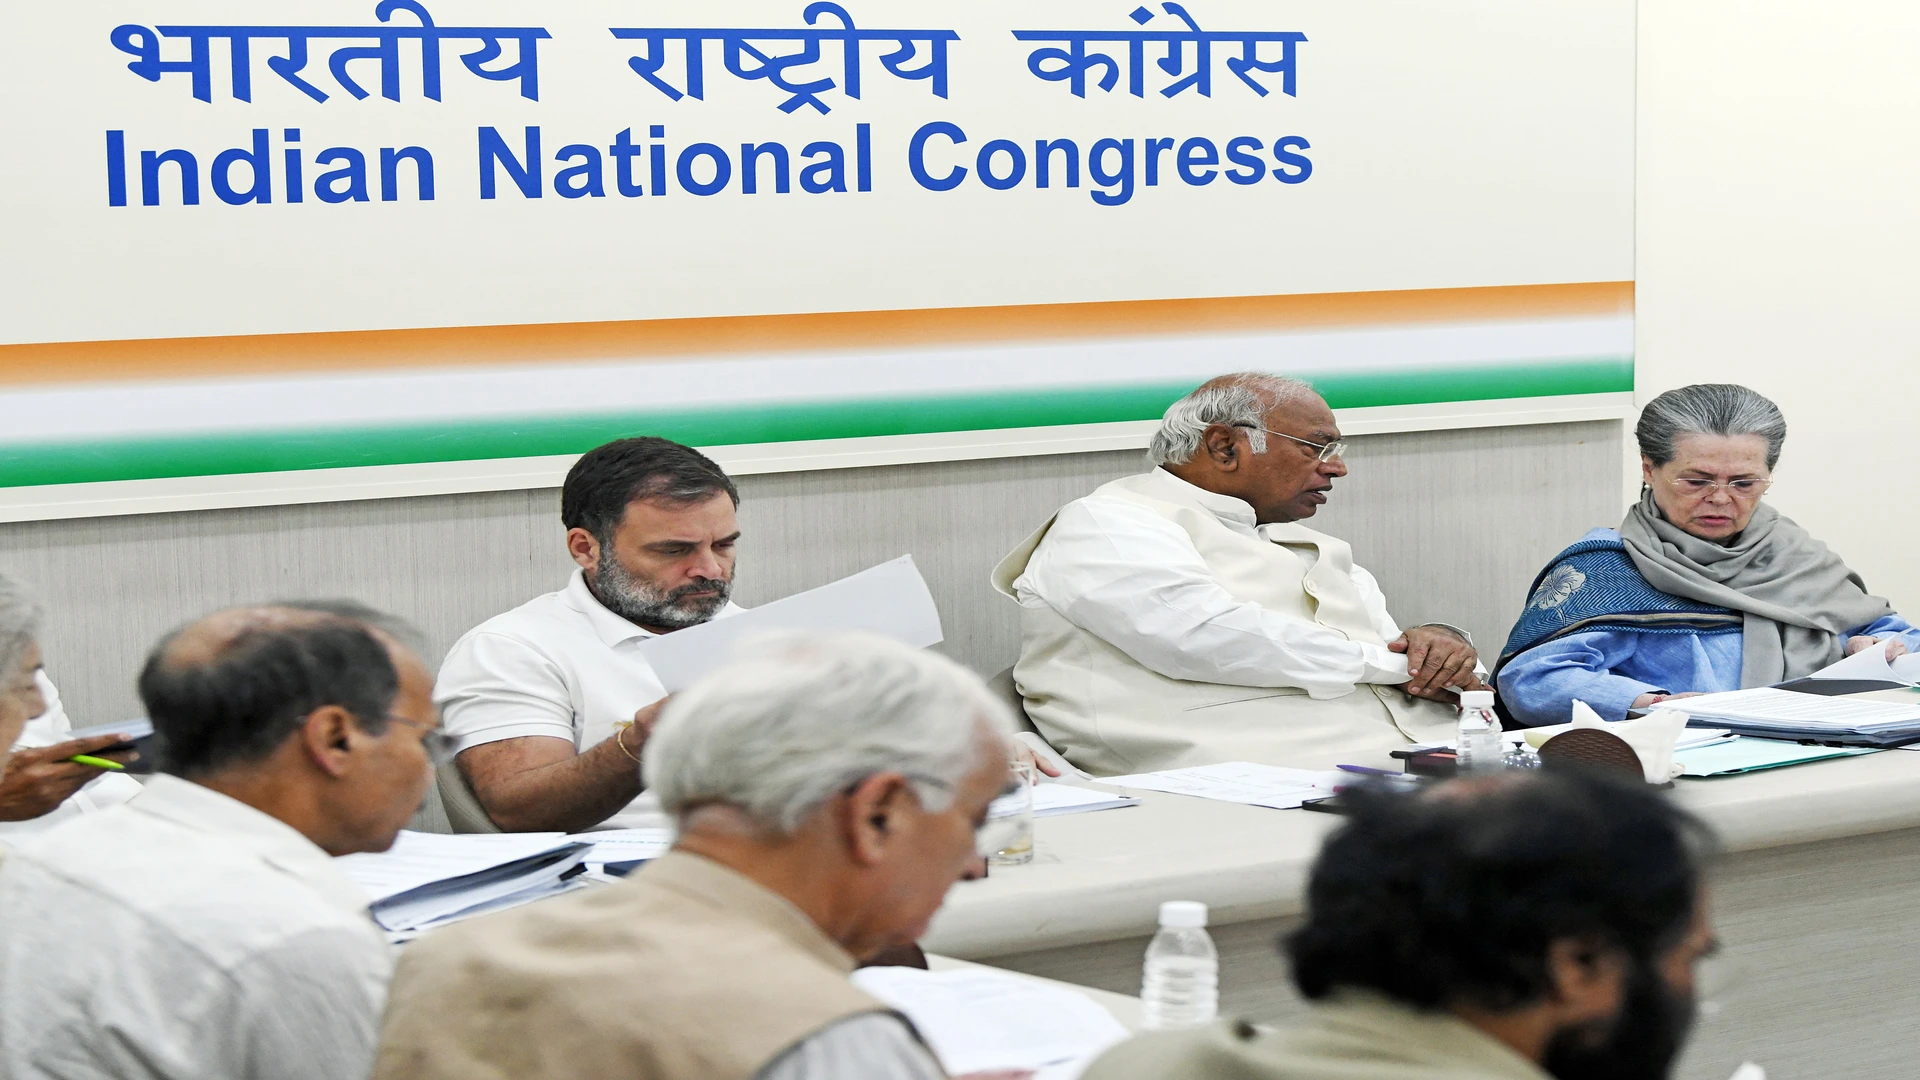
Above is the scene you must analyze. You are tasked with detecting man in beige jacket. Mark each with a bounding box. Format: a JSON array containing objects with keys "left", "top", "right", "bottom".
[
  {"left": 995, "top": 373, "right": 1482, "bottom": 775},
  {"left": 372, "top": 632, "right": 1016, "bottom": 1080},
  {"left": 1084, "top": 769, "right": 1719, "bottom": 1080}
]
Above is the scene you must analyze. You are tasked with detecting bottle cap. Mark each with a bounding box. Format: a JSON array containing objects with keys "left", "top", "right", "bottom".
[
  {"left": 1158, "top": 900, "right": 1208, "bottom": 928},
  {"left": 1459, "top": 690, "right": 1495, "bottom": 709}
]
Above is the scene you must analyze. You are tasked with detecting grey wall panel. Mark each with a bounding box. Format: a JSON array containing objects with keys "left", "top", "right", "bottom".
[{"left": 0, "top": 420, "right": 1621, "bottom": 725}]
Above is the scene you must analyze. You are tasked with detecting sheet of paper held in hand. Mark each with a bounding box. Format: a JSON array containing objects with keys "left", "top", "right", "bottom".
[
  {"left": 637, "top": 555, "right": 944, "bottom": 693},
  {"left": 850, "top": 967, "right": 1129, "bottom": 1076},
  {"left": 1099, "top": 762, "right": 1343, "bottom": 810},
  {"left": 1803, "top": 644, "right": 1920, "bottom": 685}
]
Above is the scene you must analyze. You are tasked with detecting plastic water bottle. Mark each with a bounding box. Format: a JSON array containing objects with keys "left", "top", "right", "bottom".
[
  {"left": 1456, "top": 689, "right": 1504, "bottom": 775},
  {"left": 1141, "top": 900, "right": 1219, "bottom": 1030}
]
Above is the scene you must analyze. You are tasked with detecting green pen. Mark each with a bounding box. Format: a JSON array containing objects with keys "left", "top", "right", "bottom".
[{"left": 69, "top": 754, "right": 125, "bottom": 771}]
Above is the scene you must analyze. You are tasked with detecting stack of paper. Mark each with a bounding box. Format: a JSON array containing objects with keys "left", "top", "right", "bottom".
[
  {"left": 336, "top": 831, "right": 592, "bottom": 933},
  {"left": 1099, "top": 762, "right": 1341, "bottom": 810},
  {"left": 1673, "top": 687, "right": 1920, "bottom": 747},
  {"left": 562, "top": 827, "right": 675, "bottom": 871},
  {"left": 1031, "top": 784, "right": 1140, "bottom": 818},
  {"left": 850, "top": 967, "right": 1129, "bottom": 1076}
]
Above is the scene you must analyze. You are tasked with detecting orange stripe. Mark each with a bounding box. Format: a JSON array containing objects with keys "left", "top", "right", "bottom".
[{"left": 0, "top": 281, "right": 1631, "bottom": 386}]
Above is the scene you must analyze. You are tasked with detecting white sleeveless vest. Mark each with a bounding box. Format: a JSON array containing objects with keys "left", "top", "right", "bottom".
[{"left": 992, "top": 472, "right": 1455, "bottom": 775}]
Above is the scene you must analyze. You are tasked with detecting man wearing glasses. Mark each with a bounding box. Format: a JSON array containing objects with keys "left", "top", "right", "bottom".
[
  {"left": 0, "top": 604, "right": 443, "bottom": 1080},
  {"left": 993, "top": 372, "right": 1480, "bottom": 776}
]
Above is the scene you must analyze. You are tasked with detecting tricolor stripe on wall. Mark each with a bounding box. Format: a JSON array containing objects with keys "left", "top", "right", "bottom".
[{"left": 0, "top": 282, "right": 1631, "bottom": 491}]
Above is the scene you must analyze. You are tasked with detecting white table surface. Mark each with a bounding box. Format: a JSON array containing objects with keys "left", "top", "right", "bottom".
[{"left": 924, "top": 744, "right": 1920, "bottom": 959}]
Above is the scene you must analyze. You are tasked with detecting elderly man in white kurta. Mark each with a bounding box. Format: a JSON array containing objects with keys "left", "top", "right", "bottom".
[{"left": 994, "top": 374, "right": 1484, "bottom": 775}]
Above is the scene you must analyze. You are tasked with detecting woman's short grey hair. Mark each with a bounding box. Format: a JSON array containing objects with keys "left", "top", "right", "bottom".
[
  {"left": 1636, "top": 384, "right": 1787, "bottom": 469},
  {"left": 0, "top": 574, "right": 44, "bottom": 679},
  {"left": 644, "top": 631, "right": 1015, "bottom": 835},
  {"left": 1147, "top": 373, "right": 1317, "bottom": 467}
]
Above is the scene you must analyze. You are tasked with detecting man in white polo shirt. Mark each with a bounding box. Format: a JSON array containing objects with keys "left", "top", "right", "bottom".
[{"left": 437, "top": 437, "right": 743, "bottom": 832}]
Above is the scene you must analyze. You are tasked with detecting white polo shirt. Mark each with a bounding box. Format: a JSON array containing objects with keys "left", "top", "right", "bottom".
[{"left": 435, "top": 569, "right": 741, "bottom": 828}]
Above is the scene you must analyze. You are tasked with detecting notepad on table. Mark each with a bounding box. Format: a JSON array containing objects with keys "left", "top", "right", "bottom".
[
  {"left": 1099, "top": 762, "right": 1341, "bottom": 810},
  {"left": 851, "top": 966, "right": 1129, "bottom": 1076}
]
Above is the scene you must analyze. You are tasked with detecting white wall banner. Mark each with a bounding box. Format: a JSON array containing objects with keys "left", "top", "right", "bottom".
[{"left": 0, "top": 0, "right": 1635, "bottom": 515}]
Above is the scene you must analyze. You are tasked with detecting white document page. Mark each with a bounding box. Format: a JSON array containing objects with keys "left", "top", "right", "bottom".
[
  {"left": 1099, "top": 762, "right": 1342, "bottom": 810},
  {"left": 1804, "top": 645, "right": 1913, "bottom": 683},
  {"left": 850, "top": 967, "right": 1129, "bottom": 1076},
  {"left": 637, "top": 555, "right": 943, "bottom": 693},
  {"left": 67, "top": 717, "right": 154, "bottom": 741},
  {"left": 1676, "top": 687, "right": 1920, "bottom": 728},
  {"left": 1030, "top": 784, "right": 1140, "bottom": 818},
  {"left": 562, "top": 827, "right": 675, "bottom": 864},
  {"left": 335, "top": 830, "right": 572, "bottom": 902}
]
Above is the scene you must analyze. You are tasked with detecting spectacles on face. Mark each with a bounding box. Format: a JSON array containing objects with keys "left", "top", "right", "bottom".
[
  {"left": 383, "top": 714, "right": 458, "bottom": 767},
  {"left": 1666, "top": 476, "right": 1773, "bottom": 501},
  {"left": 1236, "top": 424, "right": 1347, "bottom": 463}
]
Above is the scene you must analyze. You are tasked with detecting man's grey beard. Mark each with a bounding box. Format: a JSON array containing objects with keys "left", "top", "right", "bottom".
[{"left": 589, "top": 556, "right": 731, "bottom": 631}]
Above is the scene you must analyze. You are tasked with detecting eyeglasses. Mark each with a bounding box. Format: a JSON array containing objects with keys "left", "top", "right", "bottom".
[
  {"left": 1236, "top": 424, "right": 1347, "bottom": 463},
  {"left": 1666, "top": 477, "right": 1773, "bottom": 501},
  {"left": 384, "top": 714, "right": 459, "bottom": 767}
]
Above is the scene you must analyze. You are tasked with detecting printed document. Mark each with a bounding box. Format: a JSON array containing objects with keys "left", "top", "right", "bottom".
[
  {"left": 638, "top": 555, "right": 943, "bottom": 692},
  {"left": 850, "top": 967, "right": 1129, "bottom": 1076},
  {"left": 1099, "top": 762, "right": 1341, "bottom": 810},
  {"left": 1030, "top": 783, "right": 1139, "bottom": 818}
]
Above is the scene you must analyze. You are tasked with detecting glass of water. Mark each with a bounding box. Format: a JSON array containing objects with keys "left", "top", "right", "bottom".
[{"left": 980, "top": 761, "right": 1036, "bottom": 866}]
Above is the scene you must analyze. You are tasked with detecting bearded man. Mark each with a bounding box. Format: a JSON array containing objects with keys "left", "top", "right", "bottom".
[
  {"left": 436, "top": 437, "right": 744, "bottom": 832},
  {"left": 1083, "top": 768, "right": 1718, "bottom": 1080}
]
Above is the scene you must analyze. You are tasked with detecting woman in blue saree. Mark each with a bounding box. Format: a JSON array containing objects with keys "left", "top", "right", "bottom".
[{"left": 1495, "top": 384, "right": 1920, "bottom": 726}]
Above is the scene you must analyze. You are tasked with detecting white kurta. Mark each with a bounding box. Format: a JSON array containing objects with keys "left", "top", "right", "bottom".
[{"left": 994, "top": 469, "right": 1456, "bottom": 774}]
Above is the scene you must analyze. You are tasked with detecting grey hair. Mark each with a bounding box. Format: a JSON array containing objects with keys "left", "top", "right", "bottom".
[
  {"left": 1636, "top": 384, "right": 1787, "bottom": 469},
  {"left": 0, "top": 574, "right": 43, "bottom": 678},
  {"left": 644, "top": 631, "right": 1014, "bottom": 835},
  {"left": 1147, "top": 373, "right": 1318, "bottom": 467}
]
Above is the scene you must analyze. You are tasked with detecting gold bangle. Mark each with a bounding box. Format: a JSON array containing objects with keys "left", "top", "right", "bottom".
[{"left": 613, "top": 721, "right": 641, "bottom": 765}]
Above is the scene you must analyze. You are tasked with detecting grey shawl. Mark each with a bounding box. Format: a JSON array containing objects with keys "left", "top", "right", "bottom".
[{"left": 1619, "top": 490, "right": 1892, "bottom": 685}]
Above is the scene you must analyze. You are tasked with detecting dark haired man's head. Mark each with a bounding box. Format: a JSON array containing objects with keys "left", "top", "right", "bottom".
[
  {"left": 139, "top": 605, "right": 441, "bottom": 856},
  {"left": 561, "top": 437, "right": 741, "bottom": 633},
  {"left": 1287, "top": 770, "right": 1717, "bottom": 1080}
]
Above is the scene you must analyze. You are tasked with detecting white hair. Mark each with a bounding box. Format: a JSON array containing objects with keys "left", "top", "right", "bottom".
[
  {"left": 644, "top": 631, "right": 1015, "bottom": 835},
  {"left": 0, "top": 574, "right": 42, "bottom": 678},
  {"left": 1636, "top": 384, "right": 1787, "bottom": 470},
  {"left": 1146, "top": 373, "right": 1319, "bottom": 467}
]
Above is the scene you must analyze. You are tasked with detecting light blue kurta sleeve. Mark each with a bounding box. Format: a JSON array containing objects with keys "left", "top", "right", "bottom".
[
  {"left": 1498, "top": 630, "right": 1671, "bottom": 726},
  {"left": 1851, "top": 614, "right": 1920, "bottom": 651}
]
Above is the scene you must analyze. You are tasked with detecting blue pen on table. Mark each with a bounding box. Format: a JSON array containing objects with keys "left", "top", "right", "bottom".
[{"left": 1336, "top": 764, "right": 1401, "bottom": 777}]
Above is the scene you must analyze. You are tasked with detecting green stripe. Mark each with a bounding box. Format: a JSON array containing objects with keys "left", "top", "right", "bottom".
[{"left": 0, "top": 357, "right": 1629, "bottom": 489}]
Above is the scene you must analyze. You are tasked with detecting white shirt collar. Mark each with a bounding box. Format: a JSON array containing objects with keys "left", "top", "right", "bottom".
[
  {"left": 1145, "top": 467, "right": 1260, "bottom": 534},
  {"left": 130, "top": 774, "right": 373, "bottom": 919},
  {"left": 561, "top": 567, "right": 663, "bottom": 649}
]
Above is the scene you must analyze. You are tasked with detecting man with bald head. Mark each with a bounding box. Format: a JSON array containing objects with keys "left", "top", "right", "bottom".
[
  {"left": 994, "top": 373, "right": 1483, "bottom": 774},
  {"left": 0, "top": 603, "right": 448, "bottom": 1080}
]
